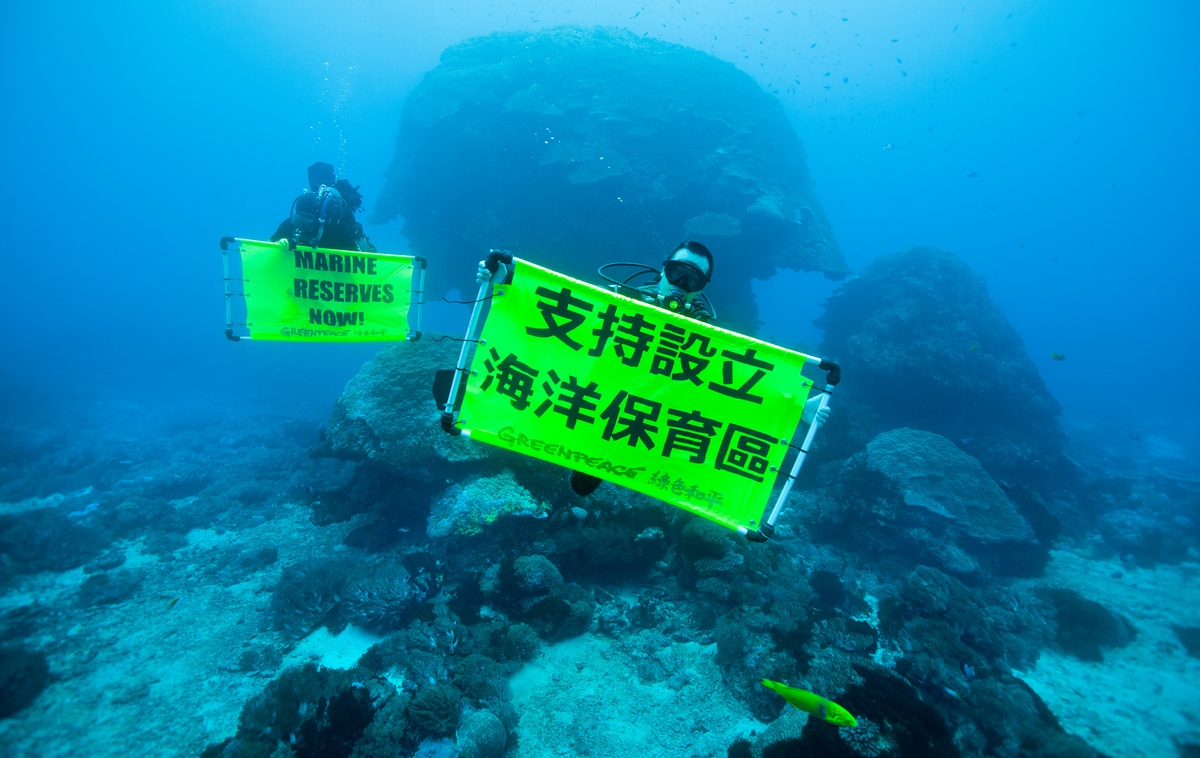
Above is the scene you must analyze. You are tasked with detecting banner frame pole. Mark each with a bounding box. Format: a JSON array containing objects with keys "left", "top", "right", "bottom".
[
  {"left": 746, "top": 359, "right": 841, "bottom": 541},
  {"left": 221, "top": 237, "right": 243, "bottom": 342},
  {"left": 410, "top": 256, "right": 427, "bottom": 341},
  {"left": 439, "top": 280, "right": 490, "bottom": 435},
  {"left": 752, "top": 387, "right": 832, "bottom": 537}
]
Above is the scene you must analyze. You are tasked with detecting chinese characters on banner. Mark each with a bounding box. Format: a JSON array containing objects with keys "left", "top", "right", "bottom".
[{"left": 459, "top": 259, "right": 814, "bottom": 533}]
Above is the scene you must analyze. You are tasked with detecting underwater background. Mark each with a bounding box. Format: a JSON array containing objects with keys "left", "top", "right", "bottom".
[{"left": 2, "top": 1, "right": 1198, "bottom": 757}]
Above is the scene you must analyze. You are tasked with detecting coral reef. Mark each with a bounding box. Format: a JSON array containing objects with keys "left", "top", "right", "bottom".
[
  {"left": 270, "top": 559, "right": 352, "bottom": 637},
  {"left": 340, "top": 562, "right": 422, "bottom": 633},
  {"left": 454, "top": 709, "right": 506, "bottom": 758},
  {"left": 408, "top": 683, "right": 462, "bottom": 736},
  {"left": 371, "top": 25, "right": 849, "bottom": 334},
  {"left": 427, "top": 470, "right": 546, "bottom": 538},
  {"left": 76, "top": 569, "right": 144, "bottom": 607},
  {"left": 9, "top": 223, "right": 1194, "bottom": 758},
  {"left": 814, "top": 246, "right": 1064, "bottom": 478},
  {"left": 1096, "top": 506, "right": 1192, "bottom": 565},
  {"left": 204, "top": 664, "right": 382, "bottom": 758},
  {"left": 823, "top": 428, "right": 1040, "bottom": 577},
  {"left": 0, "top": 646, "right": 49, "bottom": 719},
  {"left": 1044, "top": 588, "right": 1136, "bottom": 662},
  {"left": 309, "top": 335, "right": 486, "bottom": 481}
]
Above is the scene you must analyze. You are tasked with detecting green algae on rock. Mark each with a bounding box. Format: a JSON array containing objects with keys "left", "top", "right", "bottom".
[{"left": 427, "top": 470, "right": 546, "bottom": 538}]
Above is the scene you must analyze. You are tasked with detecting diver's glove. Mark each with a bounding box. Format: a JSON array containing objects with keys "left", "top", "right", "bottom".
[
  {"left": 801, "top": 395, "right": 830, "bottom": 427},
  {"left": 476, "top": 260, "right": 509, "bottom": 285}
]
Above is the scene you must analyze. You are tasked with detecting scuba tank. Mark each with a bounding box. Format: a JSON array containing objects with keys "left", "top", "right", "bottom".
[{"left": 289, "top": 185, "right": 346, "bottom": 246}]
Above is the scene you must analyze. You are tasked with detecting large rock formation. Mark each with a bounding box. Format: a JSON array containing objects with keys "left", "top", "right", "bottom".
[
  {"left": 372, "top": 25, "right": 850, "bottom": 334},
  {"left": 814, "top": 246, "right": 1064, "bottom": 478},
  {"left": 310, "top": 335, "right": 487, "bottom": 481},
  {"left": 866, "top": 429, "right": 1034, "bottom": 546},
  {"left": 826, "top": 429, "right": 1039, "bottom": 577}
]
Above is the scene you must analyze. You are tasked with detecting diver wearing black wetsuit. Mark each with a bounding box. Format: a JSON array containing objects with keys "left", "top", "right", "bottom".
[{"left": 271, "top": 162, "right": 374, "bottom": 253}]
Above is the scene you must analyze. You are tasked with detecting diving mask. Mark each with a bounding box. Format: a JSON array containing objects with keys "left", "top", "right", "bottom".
[{"left": 662, "top": 259, "right": 710, "bottom": 293}]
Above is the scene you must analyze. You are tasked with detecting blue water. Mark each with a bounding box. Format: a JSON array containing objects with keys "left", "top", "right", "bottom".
[
  {"left": 3, "top": 1, "right": 1198, "bottom": 756},
  {"left": 4, "top": 1, "right": 1197, "bottom": 430}
]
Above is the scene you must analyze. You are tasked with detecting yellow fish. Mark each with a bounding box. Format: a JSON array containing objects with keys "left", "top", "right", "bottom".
[
  {"left": 761, "top": 679, "right": 857, "bottom": 727},
  {"left": 1050, "top": 352, "right": 1066, "bottom": 361}
]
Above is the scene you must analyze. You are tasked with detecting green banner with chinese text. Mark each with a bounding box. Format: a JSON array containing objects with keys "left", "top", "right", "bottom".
[{"left": 460, "top": 258, "right": 813, "bottom": 532}]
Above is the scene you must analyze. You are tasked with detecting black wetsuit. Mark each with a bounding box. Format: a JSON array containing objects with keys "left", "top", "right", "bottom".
[{"left": 270, "top": 209, "right": 361, "bottom": 253}]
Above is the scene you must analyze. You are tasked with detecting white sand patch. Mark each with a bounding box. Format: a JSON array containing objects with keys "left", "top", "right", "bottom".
[
  {"left": 1016, "top": 550, "right": 1200, "bottom": 758},
  {"left": 510, "top": 633, "right": 765, "bottom": 758},
  {"left": 0, "top": 487, "right": 93, "bottom": 516},
  {"left": 280, "top": 624, "right": 382, "bottom": 672}
]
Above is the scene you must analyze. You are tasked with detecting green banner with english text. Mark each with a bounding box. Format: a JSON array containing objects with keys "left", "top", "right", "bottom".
[
  {"left": 229, "top": 239, "right": 418, "bottom": 342},
  {"left": 460, "top": 258, "right": 814, "bottom": 532}
]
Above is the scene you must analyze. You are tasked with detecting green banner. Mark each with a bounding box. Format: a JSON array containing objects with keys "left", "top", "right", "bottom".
[
  {"left": 228, "top": 239, "right": 420, "bottom": 342},
  {"left": 460, "top": 258, "right": 814, "bottom": 532}
]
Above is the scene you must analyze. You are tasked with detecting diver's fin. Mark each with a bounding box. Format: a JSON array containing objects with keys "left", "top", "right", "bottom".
[{"left": 570, "top": 471, "right": 603, "bottom": 496}]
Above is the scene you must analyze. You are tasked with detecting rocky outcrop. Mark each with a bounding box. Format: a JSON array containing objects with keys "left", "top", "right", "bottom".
[
  {"left": 828, "top": 429, "right": 1038, "bottom": 576},
  {"left": 866, "top": 429, "right": 1034, "bottom": 545},
  {"left": 427, "top": 470, "right": 546, "bottom": 538},
  {"left": 372, "top": 25, "right": 850, "bottom": 334},
  {"left": 310, "top": 334, "right": 486, "bottom": 481},
  {"left": 814, "top": 246, "right": 1063, "bottom": 478}
]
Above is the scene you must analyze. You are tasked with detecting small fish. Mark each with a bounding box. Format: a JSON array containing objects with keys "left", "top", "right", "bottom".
[
  {"left": 1101, "top": 182, "right": 1116, "bottom": 190},
  {"left": 398, "top": 527, "right": 410, "bottom": 533},
  {"left": 1050, "top": 352, "right": 1066, "bottom": 361},
  {"left": 1052, "top": 256, "right": 1059, "bottom": 262},
  {"left": 761, "top": 680, "right": 857, "bottom": 727},
  {"left": 967, "top": 171, "right": 979, "bottom": 178},
  {"left": 961, "top": 437, "right": 974, "bottom": 445},
  {"left": 1129, "top": 432, "right": 1142, "bottom": 441},
  {"left": 883, "top": 143, "right": 896, "bottom": 151},
  {"left": 970, "top": 345, "right": 979, "bottom": 352},
  {"left": 166, "top": 597, "right": 182, "bottom": 611},
  {"left": 944, "top": 687, "right": 966, "bottom": 703}
]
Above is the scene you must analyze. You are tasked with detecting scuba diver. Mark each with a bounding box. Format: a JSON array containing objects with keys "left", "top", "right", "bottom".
[
  {"left": 270, "top": 162, "right": 377, "bottom": 253},
  {"left": 630, "top": 240, "right": 716, "bottom": 321},
  {"left": 474, "top": 240, "right": 828, "bottom": 499}
]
